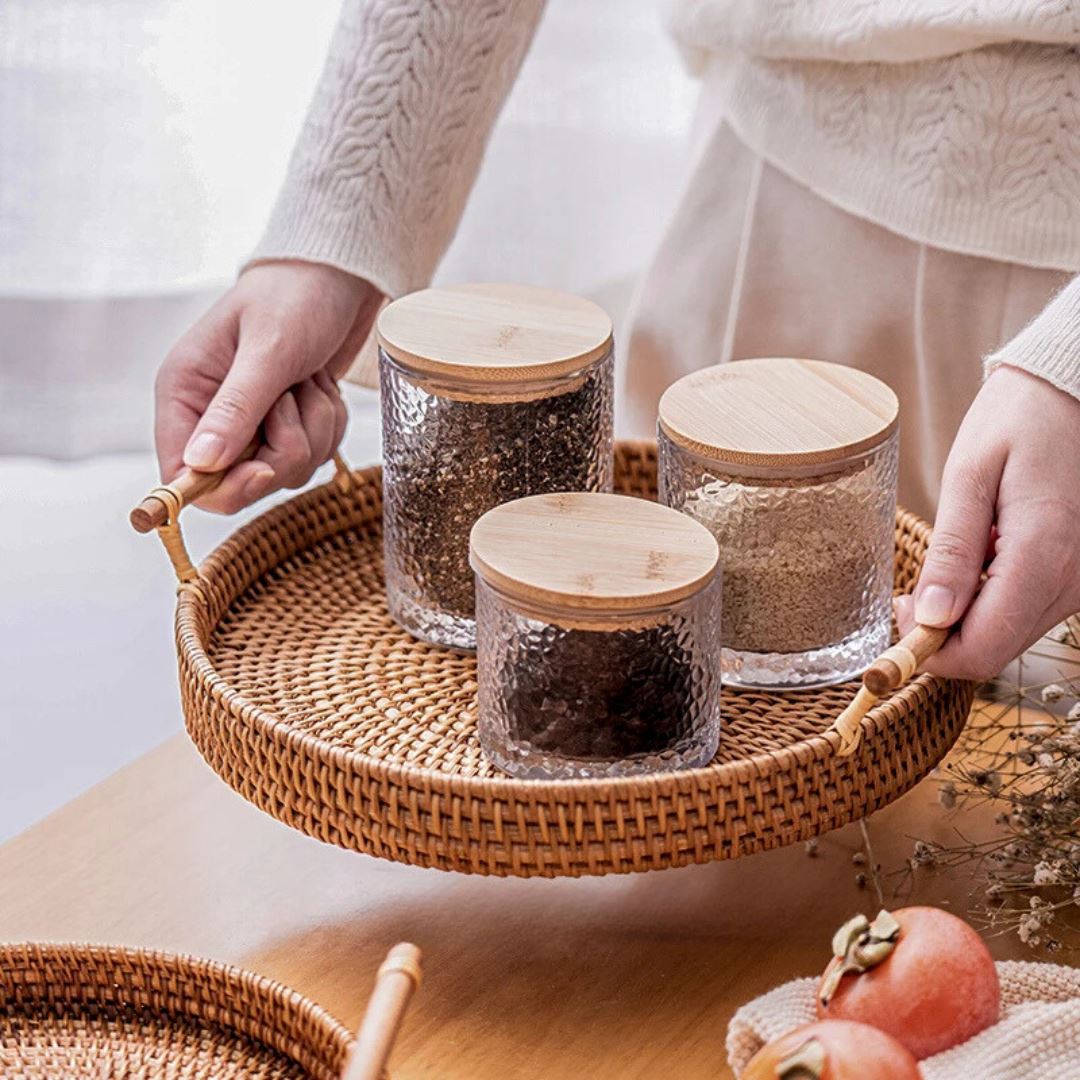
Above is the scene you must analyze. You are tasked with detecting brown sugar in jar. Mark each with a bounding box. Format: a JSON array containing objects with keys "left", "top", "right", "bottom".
[{"left": 658, "top": 358, "right": 899, "bottom": 690}]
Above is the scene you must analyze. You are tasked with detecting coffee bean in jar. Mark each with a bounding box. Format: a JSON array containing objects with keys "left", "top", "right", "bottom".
[
  {"left": 377, "top": 284, "right": 614, "bottom": 651},
  {"left": 658, "top": 358, "right": 899, "bottom": 690},
  {"left": 469, "top": 492, "right": 721, "bottom": 779}
]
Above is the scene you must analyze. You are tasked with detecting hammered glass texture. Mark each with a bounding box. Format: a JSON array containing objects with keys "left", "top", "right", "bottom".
[
  {"left": 380, "top": 350, "right": 614, "bottom": 650},
  {"left": 659, "top": 430, "right": 899, "bottom": 689},
  {"left": 475, "top": 578, "right": 721, "bottom": 779}
]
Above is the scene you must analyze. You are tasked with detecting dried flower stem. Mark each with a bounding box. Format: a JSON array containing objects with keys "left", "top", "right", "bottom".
[
  {"left": 895, "top": 620, "right": 1080, "bottom": 953},
  {"left": 859, "top": 818, "right": 886, "bottom": 908}
]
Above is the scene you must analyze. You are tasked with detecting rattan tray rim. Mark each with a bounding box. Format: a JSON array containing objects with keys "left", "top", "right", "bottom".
[
  {"left": 176, "top": 463, "right": 943, "bottom": 799},
  {"left": 162, "top": 439, "right": 973, "bottom": 877}
]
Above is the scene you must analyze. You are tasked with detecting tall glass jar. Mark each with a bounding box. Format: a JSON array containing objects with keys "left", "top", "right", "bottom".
[
  {"left": 470, "top": 492, "right": 721, "bottom": 779},
  {"left": 378, "top": 284, "right": 614, "bottom": 650},
  {"left": 658, "top": 358, "right": 899, "bottom": 690}
]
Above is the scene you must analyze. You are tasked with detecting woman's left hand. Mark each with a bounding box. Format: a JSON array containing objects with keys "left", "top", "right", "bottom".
[{"left": 895, "top": 365, "right": 1080, "bottom": 681}]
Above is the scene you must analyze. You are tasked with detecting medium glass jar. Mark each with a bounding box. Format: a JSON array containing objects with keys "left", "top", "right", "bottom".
[
  {"left": 470, "top": 492, "right": 721, "bottom": 779},
  {"left": 658, "top": 358, "right": 899, "bottom": 690},
  {"left": 378, "top": 283, "right": 614, "bottom": 650}
]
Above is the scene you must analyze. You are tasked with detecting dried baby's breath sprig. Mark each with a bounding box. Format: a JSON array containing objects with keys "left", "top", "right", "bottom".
[{"left": 897, "top": 617, "right": 1080, "bottom": 953}]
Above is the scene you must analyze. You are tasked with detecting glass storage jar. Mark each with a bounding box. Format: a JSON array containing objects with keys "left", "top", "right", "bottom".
[
  {"left": 658, "top": 358, "right": 899, "bottom": 690},
  {"left": 469, "top": 492, "right": 721, "bottom": 779},
  {"left": 377, "top": 283, "right": 614, "bottom": 650}
]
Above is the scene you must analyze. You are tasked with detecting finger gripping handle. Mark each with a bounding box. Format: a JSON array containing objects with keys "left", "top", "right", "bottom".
[
  {"left": 129, "top": 441, "right": 260, "bottom": 534},
  {"left": 131, "top": 444, "right": 353, "bottom": 586}
]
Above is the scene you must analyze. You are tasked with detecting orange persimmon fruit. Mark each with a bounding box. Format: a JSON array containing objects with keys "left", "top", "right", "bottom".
[
  {"left": 740, "top": 1019, "right": 920, "bottom": 1080},
  {"left": 817, "top": 905, "right": 1000, "bottom": 1059}
]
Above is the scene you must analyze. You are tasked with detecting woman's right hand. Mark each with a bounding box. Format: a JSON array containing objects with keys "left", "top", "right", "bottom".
[{"left": 154, "top": 259, "right": 382, "bottom": 514}]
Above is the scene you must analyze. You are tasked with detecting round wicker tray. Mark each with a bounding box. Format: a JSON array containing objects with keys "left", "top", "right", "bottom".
[
  {"left": 0, "top": 943, "right": 351, "bottom": 1078},
  {"left": 162, "top": 441, "right": 973, "bottom": 878}
]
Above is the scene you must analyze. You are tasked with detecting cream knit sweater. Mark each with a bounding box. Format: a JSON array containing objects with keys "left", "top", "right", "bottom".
[{"left": 251, "top": 0, "right": 1080, "bottom": 402}]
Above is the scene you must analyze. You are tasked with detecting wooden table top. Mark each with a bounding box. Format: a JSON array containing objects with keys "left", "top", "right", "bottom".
[{"left": 0, "top": 728, "right": 1052, "bottom": 1079}]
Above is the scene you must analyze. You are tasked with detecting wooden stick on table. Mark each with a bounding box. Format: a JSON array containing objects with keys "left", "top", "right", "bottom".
[
  {"left": 833, "top": 622, "right": 951, "bottom": 757},
  {"left": 341, "top": 943, "right": 423, "bottom": 1080}
]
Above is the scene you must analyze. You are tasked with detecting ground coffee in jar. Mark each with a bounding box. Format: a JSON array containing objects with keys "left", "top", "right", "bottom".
[
  {"left": 470, "top": 492, "right": 721, "bottom": 779},
  {"left": 658, "top": 358, "right": 899, "bottom": 690},
  {"left": 377, "top": 284, "right": 614, "bottom": 650}
]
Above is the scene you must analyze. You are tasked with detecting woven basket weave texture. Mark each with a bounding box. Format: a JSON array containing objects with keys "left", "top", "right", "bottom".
[
  {"left": 175, "top": 441, "right": 974, "bottom": 877},
  {"left": 0, "top": 943, "right": 351, "bottom": 1078}
]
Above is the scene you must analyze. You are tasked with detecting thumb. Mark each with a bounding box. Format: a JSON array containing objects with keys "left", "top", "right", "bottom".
[
  {"left": 183, "top": 322, "right": 298, "bottom": 472},
  {"left": 914, "top": 455, "right": 999, "bottom": 627}
]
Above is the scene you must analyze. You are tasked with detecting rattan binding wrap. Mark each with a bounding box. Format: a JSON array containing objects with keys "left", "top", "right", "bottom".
[
  {"left": 173, "top": 441, "right": 974, "bottom": 878},
  {"left": 0, "top": 943, "right": 352, "bottom": 1078}
]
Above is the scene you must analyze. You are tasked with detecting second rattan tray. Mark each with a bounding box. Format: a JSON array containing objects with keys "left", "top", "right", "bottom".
[
  {"left": 0, "top": 942, "right": 351, "bottom": 1078},
  {"left": 149, "top": 441, "right": 973, "bottom": 877}
]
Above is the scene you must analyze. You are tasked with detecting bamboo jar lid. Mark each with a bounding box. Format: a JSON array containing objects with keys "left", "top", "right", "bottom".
[
  {"left": 658, "top": 358, "right": 899, "bottom": 468},
  {"left": 376, "top": 283, "right": 613, "bottom": 383},
  {"left": 470, "top": 492, "right": 719, "bottom": 614}
]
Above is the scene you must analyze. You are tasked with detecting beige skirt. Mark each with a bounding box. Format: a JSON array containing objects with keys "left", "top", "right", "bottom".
[{"left": 623, "top": 89, "right": 1070, "bottom": 522}]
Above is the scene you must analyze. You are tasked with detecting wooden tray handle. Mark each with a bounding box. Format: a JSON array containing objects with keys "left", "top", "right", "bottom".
[
  {"left": 341, "top": 943, "right": 423, "bottom": 1080},
  {"left": 832, "top": 620, "right": 951, "bottom": 756},
  {"left": 130, "top": 444, "right": 354, "bottom": 585},
  {"left": 863, "top": 623, "right": 950, "bottom": 697}
]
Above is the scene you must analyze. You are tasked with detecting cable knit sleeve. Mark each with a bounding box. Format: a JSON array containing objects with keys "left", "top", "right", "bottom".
[
  {"left": 247, "top": 0, "right": 546, "bottom": 299},
  {"left": 986, "top": 277, "right": 1080, "bottom": 403}
]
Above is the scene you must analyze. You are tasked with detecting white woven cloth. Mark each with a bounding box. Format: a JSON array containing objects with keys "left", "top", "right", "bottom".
[{"left": 727, "top": 962, "right": 1080, "bottom": 1080}]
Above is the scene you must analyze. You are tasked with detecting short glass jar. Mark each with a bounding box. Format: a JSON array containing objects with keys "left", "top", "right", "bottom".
[
  {"left": 377, "top": 283, "right": 614, "bottom": 650},
  {"left": 470, "top": 492, "right": 722, "bottom": 779},
  {"left": 658, "top": 358, "right": 899, "bottom": 690}
]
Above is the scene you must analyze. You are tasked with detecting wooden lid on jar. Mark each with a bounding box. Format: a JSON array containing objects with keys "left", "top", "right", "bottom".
[
  {"left": 376, "top": 283, "right": 613, "bottom": 383},
  {"left": 658, "top": 358, "right": 899, "bottom": 468},
  {"left": 470, "top": 493, "right": 719, "bottom": 614}
]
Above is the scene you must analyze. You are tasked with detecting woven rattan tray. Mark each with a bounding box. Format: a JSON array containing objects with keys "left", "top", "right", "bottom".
[
  {"left": 146, "top": 441, "right": 973, "bottom": 878},
  {"left": 0, "top": 942, "right": 352, "bottom": 1078}
]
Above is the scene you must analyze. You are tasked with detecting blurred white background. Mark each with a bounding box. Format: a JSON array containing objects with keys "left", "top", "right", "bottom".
[{"left": 0, "top": 0, "right": 696, "bottom": 840}]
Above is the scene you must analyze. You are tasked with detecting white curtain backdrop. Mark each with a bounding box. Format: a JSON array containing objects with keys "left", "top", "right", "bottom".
[
  {"left": 0, "top": 0, "right": 342, "bottom": 456},
  {"left": 0, "top": 0, "right": 695, "bottom": 457}
]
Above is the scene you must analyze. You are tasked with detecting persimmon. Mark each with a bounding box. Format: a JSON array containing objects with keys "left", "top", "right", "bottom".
[
  {"left": 740, "top": 1019, "right": 919, "bottom": 1080},
  {"left": 817, "top": 906, "right": 1000, "bottom": 1059}
]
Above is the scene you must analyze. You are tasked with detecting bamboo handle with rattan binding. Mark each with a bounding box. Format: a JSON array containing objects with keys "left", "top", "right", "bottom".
[
  {"left": 340, "top": 943, "right": 423, "bottom": 1080},
  {"left": 863, "top": 623, "right": 950, "bottom": 696},
  {"left": 130, "top": 443, "right": 354, "bottom": 585},
  {"left": 129, "top": 440, "right": 260, "bottom": 533},
  {"left": 832, "top": 621, "right": 951, "bottom": 756}
]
